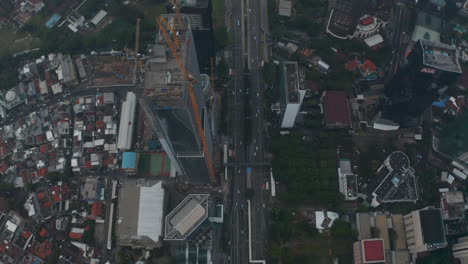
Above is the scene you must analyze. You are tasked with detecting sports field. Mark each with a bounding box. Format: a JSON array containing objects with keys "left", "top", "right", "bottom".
[{"left": 138, "top": 152, "right": 170, "bottom": 176}]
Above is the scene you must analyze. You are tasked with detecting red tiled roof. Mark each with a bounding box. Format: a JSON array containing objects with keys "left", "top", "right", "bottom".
[
  {"left": 19, "top": 169, "right": 29, "bottom": 184},
  {"left": 0, "top": 243, "right": 5, "bottom": 254},
  {"left": 360, "top": 60, "right": 377, "bottom": 73},
  {"left": 91, "top": 201, "right": 103, "bottom": 217},
  {"left": 0, "top": 162, "right": 8, "bottom": 174},
  {"left": 322, "top": 90, "right": 351, "bottom": 127},
  {"left": 345, "top": 60, "right": 359, "bottom": 71},
  {"left": 61, "top": 184, "right": 70, "bottom": 199},
  {"left": 0, "top": 145, "right": 9, "bottom": 157},
  {"left": 363, "top": 239, "right": 385, "bottom": 262},
  {"left": 40, "top": 145, "right": 47, "bottom": 154},
  {"left": 22, "top": 231, "right": 32, "bottom": 239},
  {"left": 50, "top": 186, "right": 61, "bottom": 202},
  {"left": 360, "top": 16, "right": 374, "bottom": 26},
  {"left": 96, "top": 120, "right": 105, "bottom": 129},
  {"left": 41, "top": 201, "right": 52, "bottom": 209},
  {"left": 30, "top": 240, "right": 53, "bottom": 260},
  {"left": 69, "top": 232, "right": 83, "bottom": 240},
  {"left": 37, "top": 168, "right": 48, "bottom": 178},
  {"left": 39, "top": 228, "right": 47, "bottom": 237},
  {"left": 30, "top": 171, "right": 38, "bottom": 180},
  {"left": 37, "top": 192, "right": 45, "bottom": 200},
  {"left": 35, "top": 135, "right": 44, "bottom": 144},
  {"left": 85, "top": 161, "right": 92, "bottom": 169}
]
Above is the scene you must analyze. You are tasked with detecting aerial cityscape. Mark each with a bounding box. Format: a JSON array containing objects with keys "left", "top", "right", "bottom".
[{"left": 0, "top": 0, "right": 467, "bottom": 263}]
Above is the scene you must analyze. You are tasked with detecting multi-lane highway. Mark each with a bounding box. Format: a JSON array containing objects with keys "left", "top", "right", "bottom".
[
  {"left": 228, "top": 0, "right": 268, "bottom": 262},
  {"left": 246, "top": 0, "right": 268, "bottom": 259},
  {"left": 229, "top": 0, "right": 248, "bottom": 262}
]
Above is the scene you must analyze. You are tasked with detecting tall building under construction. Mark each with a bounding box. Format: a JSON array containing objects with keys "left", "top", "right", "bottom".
[{"left": 140, "top": 14, "right": 216, "bottom": 184}]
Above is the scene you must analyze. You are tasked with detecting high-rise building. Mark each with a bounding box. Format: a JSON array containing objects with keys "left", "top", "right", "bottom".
[
  {"left": 382, "top": 40, "right": 461, "bottom": 128},
  {"left": 141, "top": 14, "right": 216, "bottom": 184},
  {"left": 403, "top": 206, "right": 447, "bottom": 254},
  {"left": 279, "top": 61, "right": 305, "bottom": 128}
]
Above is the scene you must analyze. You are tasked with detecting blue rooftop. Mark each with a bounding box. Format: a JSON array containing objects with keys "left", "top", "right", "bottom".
[{"left": 122, "top": 152, "right": 137, "bottom": 169}]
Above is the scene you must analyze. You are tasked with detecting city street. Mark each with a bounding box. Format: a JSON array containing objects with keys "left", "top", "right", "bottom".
[
  {"left": 228, "top": 0, "right": 268, "bottom": 262},
  {"left": 228, "top": 0, "right": 248, "bottom": 262}
]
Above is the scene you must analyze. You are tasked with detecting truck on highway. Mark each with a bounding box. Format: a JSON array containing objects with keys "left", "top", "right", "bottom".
[
  {"left": 237, "top": 19, "right": 240, "bottom": 27},
  {"left": 246, "top": 167, "right": 252, "bottom": 189}
]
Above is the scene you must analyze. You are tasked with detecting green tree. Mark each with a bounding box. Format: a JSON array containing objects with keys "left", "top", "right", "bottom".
[
  {"left": 0, "top": 182, "right": 14, "bottom": 196},
  {"left": 331, "top": 219, "right": 353, "bottom": 239}
]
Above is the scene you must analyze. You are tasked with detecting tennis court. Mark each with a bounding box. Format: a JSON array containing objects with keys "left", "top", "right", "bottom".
[{"left": 137, "top": 152, "right": 170, "bottom": 176}]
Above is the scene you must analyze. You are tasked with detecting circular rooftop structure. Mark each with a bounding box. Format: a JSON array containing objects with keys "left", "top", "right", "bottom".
[
  {"left": 5, "top": 90, "right": 16, "bottom": 102},
  {"left": 388, "top": 151, "right": 410, "bottom": 170}
]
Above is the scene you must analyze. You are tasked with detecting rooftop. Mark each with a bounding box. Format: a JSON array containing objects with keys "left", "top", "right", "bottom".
[
  {"left": 282, "top": 61, "right": 302, "bottom": 104},
  {"left": 118, "top": 179, "right": 165, "bottom": 248},
  {"left": 326, "top": 0, "right": 369, "bottom": 39},
  {"left": 420, "top": 208, "right": 445, "bottom": 244},
  {"left": 412, "top": 11, "right": 442, "bottom": 42},
  {"left": 143, "top": 15, "right": 195, "bottom": 104},
  {"left": 322, "top": 90, "right": 351, "bottom": 127},
  {"left": 419, "top": 40, "right": 462, "bottom": 73},
  {"left": 278, "top": 0, "right": 292, "bottom": 17},
  {"left": 362, "top": 239, "right": 385, "bottom": 263},
  {"left": 165, "top": 194, "right": 209, "bottom": 240},
  {"left": 361, "top": 151, "right": 419, "bottom": 207},
  {"left": 121, "top": 152, "right": 137, "bottom": 170},
  {"left": 441, "top": 191, "right": 465, "bottom": 220}
]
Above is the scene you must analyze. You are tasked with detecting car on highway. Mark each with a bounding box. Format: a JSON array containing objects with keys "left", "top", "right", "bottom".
[{"left": 237, "top": 19, "right": 240, "bottom": 27}]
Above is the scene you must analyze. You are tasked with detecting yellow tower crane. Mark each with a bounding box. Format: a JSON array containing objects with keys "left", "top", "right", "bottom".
[{"left": 156, "top": 16, "right": 217, "bottom": 184}]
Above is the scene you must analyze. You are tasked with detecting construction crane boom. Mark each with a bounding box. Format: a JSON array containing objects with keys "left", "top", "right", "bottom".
[
  {"left": 135, "top": 18, "right": 140, "bottom": 57},
  {"left": 158, "top": 16, "right": 180, "bottom": 49},
  {"left": 210, "top": 57, "right": 215, "bottom": 91},
  {"left": 168, "top": 0, "right": 184, "bottom": 30},
  {"left": 156, "top": 16, "right": 217, "bottom": 184}
]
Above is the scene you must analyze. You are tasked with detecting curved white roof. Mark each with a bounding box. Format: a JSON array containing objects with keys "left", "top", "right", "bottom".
[{"left": 137, "top": 181, "right": 165, "bottom": 242}]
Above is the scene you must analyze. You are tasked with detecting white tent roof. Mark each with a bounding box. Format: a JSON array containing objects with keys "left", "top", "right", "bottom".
[{"left": 137, "top": 181, "right": 165, "bottom": 242}]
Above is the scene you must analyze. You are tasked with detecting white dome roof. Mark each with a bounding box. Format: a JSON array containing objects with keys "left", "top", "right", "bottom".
[{"left": 5, "top": 90, "right": 16, "bottom": 102}]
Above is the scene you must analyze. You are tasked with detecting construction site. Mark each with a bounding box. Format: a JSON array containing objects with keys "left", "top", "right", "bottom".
[
  {"left": 139, "top": 13, "right": 218, "bottom": 184},
  {"left": 90, "top": 55, "right": 135, "bottom": 87}
]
